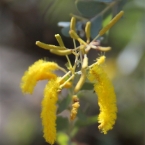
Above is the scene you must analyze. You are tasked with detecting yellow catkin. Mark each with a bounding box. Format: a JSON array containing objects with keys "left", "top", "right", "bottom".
[
  {"left": 96, "top": 55, "right": 106, "bottom": 65},
  {"left": 41, "top": 78, "right": 60, "bottom": 145},
  {"left": 20, "top": 60, "right": 59, "bottom": 94},
  {"left": 99, "top": 11, "right": 124, "bottom": 36},
  {"left": 90, "top": 55, "right": 106, "bottom": 68},
  {"left": 88, "top": 64, "right": 117, "bottom": 134},
  {"left": 70, "top": 95, "right": 80, "bottom": 120}
]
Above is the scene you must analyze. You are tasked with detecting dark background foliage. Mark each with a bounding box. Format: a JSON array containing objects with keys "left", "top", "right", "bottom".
[{"left": 0, "top": 0, "right": 145, "bottom": 145}]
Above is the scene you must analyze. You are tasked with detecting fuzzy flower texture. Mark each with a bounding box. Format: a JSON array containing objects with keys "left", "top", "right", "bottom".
[{"left": 20, "top": 11, "right": 124, "bottom": 144}]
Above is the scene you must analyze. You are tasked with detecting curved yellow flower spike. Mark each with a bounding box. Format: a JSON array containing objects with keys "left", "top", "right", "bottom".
[
  {"left": 88, "top": 59, "right": 117, "bottom": 134},
  {"left": 20, "top": 60, "right": 59, "bottom": 94},
  {"left": 41, "top": 77, "right": 60, "bottom": 145}
]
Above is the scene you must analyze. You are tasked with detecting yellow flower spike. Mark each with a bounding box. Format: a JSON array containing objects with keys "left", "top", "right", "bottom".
[
  {"left": 99, "top": 11, "right": 124, "bottom": 36},
  {"left": 55, "top": 34, "right": 65, "bottom": 47},
  {"left": 72, "top": 102, "right": 80, "bottom": 108},
  {"left": 20, "top": 60, "right": 59, "bottom": 94},
  {"left": 41, "top": 77, "right": 61, "bottom": 145},
  {"left": 72, "top": 95, "right": 79, "bottom": 102},
  {"left": 88, "top": 58, "right": 117, "bottom": 134},
  {"left": 70, "top": 17, "right": 76, "bottom": 31},
  {"left": 96, "top": 55, "right": 106, "bottom": 65},
  {"left": 37, "top": 72, "right": 57, "bottom": 80},
  {"left": 70, "top": 95, "right": 80, "bottom": 121},
  {"left": 36, "top": 41, "right": 66, "bottom": 50},
  {"left": 85, "top": 21, "right": 91, "bottom": 43},
  {"left": 90, "top": 55, "right": 106, "bottom": 68}
]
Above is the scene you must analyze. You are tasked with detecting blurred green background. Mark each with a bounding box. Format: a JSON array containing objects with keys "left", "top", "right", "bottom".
[{"left": 0, "top": 0, "right": 145, "bottom": 145}]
